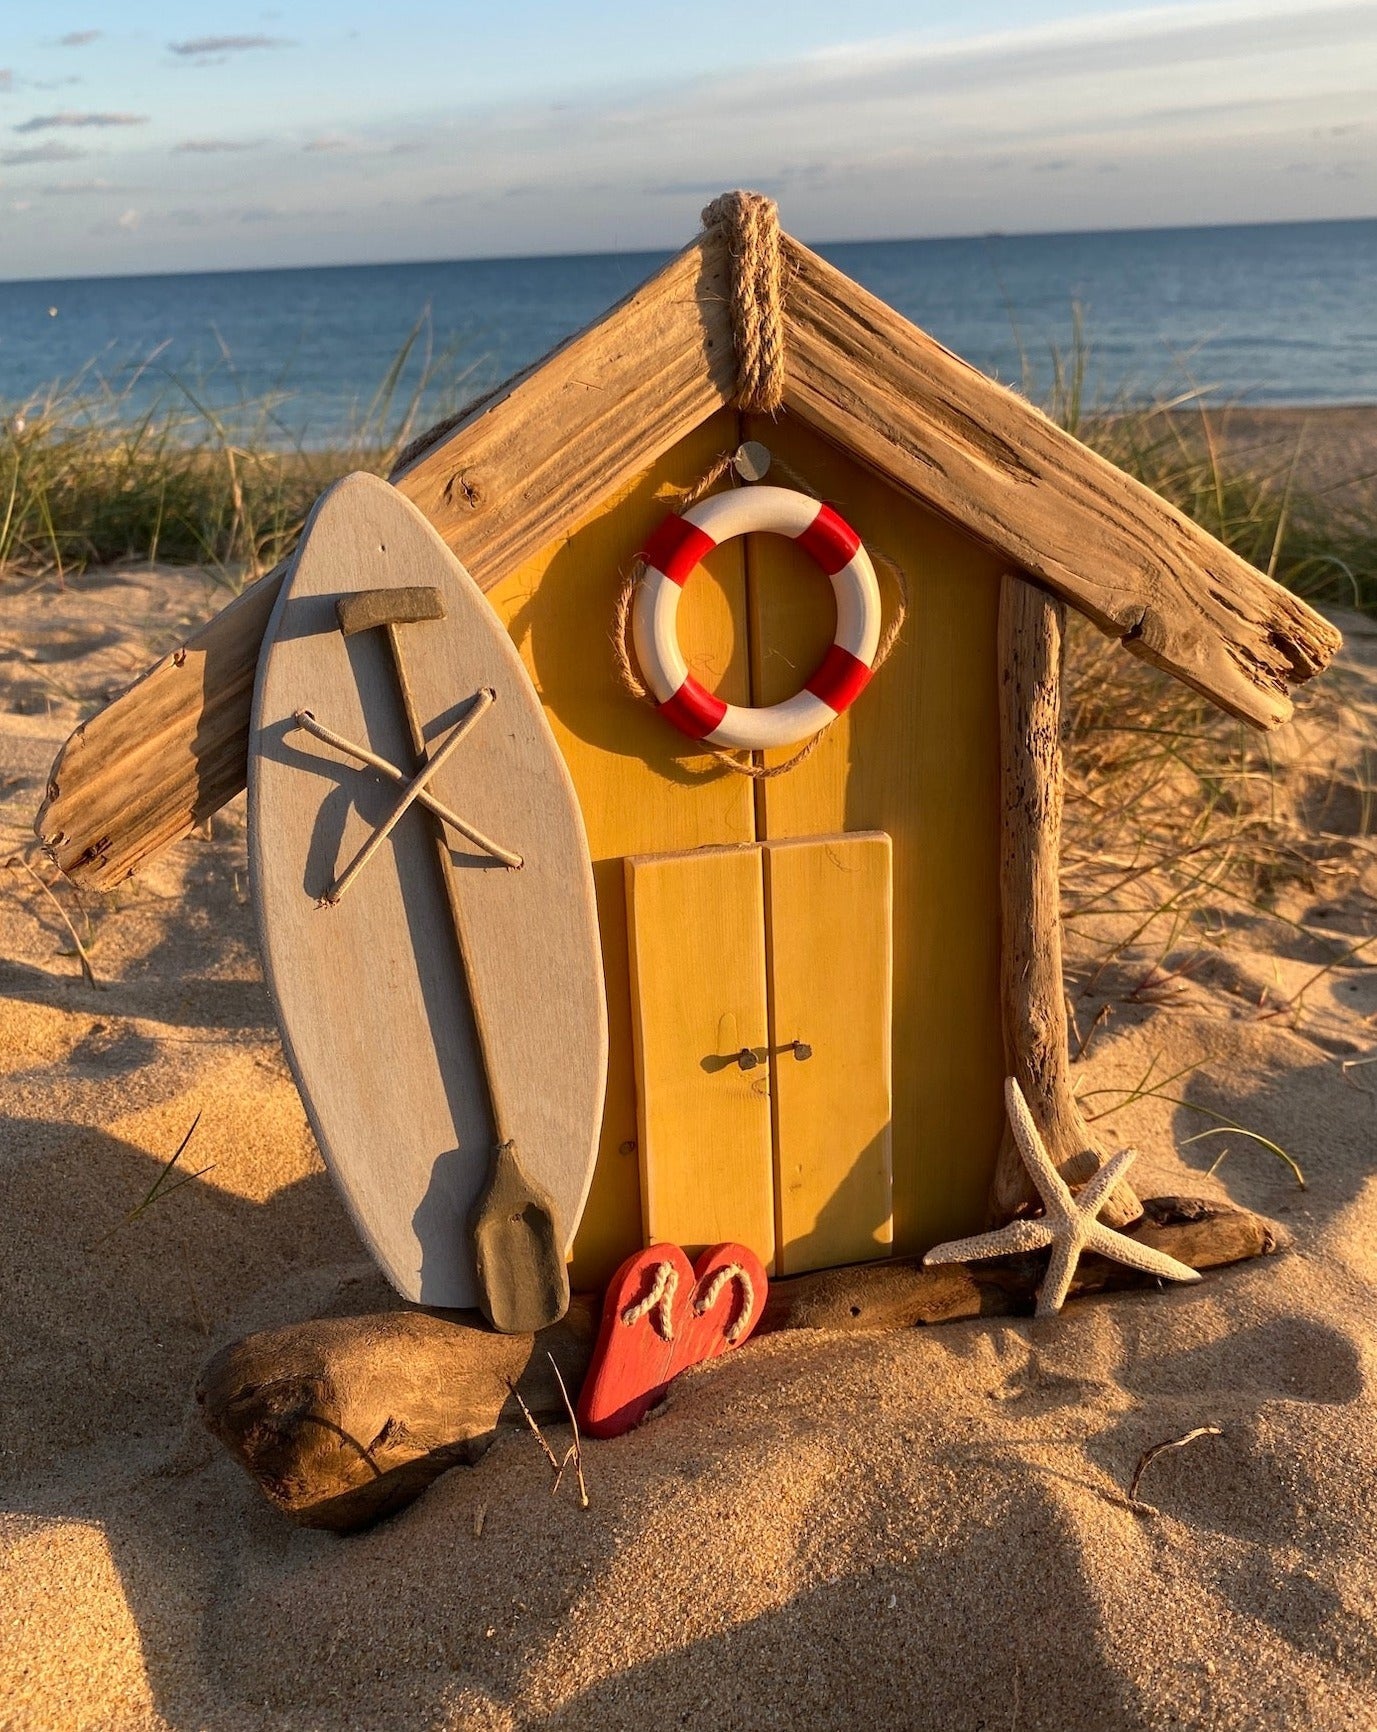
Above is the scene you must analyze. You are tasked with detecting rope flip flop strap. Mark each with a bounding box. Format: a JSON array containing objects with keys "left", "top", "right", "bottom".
[
  {"left": 621, "top": 1259, "right": 679, "bottom": 1341},
  {"left": 693, "top": 1261, "right": 755, "bottom": 1343}
]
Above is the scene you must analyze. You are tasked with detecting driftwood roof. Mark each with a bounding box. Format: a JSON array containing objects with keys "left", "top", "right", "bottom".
[{"left": 38, "top": 217, "right": 1341, "bottom": 889}]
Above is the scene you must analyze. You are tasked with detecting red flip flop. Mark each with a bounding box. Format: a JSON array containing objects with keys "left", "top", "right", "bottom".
[{"left": 577, "top": 1241, "right": 767, "bottom": 1439}]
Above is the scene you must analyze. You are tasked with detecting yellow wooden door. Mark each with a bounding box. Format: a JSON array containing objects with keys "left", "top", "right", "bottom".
[{"left": 624, "top": 833, "right": 892, "bottom": 1275}]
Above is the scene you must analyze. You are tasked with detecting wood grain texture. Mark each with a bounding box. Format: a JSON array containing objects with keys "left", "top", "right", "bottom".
[
  {"left": 37, "top": 565, "right": 283, "bottom": 885},
  {"left": 624, "top": 843, "right": 776, "bottom": 1270},
  {"left": 778, "top": 235, "right": 1341, "bottom": 730},
  {"left": 990, "top": 573, "right": 1139, "bottom": 1227},
  {"left": 250, "top": 474, "right": 607, "bottom": 1307},
  {"left": 198, "top": 1196, "right": 1284, "bottom": 1530},
  {"left": 744, "top": 411, "right": 1007, "bottom": 1255},
  {"left": 37, "top": 236, "right": 735, "bottom": 890},
  {"left": 484, "top": 409, "right": 756, "bottom": 1290},
  {"left": 764, "top": 833, "right": 893, "bottom": 1274}
]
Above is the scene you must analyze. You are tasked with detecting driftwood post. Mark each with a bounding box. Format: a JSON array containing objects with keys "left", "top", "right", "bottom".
[{"left": 991, "top": 572, "right": 1140, "bottom": 1226}]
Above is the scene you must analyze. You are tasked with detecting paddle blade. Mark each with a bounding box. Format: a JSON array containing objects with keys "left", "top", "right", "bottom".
[{"left": 469, "top": 1140, "right": 571, "bottom": 1333}]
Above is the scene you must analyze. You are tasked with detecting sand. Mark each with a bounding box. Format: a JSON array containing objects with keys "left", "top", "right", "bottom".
[{"left": 2, "top": 428, "right": 1376, "bottom": 1729}]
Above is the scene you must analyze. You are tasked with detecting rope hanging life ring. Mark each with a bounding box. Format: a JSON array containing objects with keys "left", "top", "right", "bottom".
[{"left": 631, "top": 486, "right": 882, "bottom": 751}]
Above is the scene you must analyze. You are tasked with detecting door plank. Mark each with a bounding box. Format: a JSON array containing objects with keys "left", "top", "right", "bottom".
[
  {"left": 763, "top": 833, "right": 893, "bottom": 1275},
  {"left": 624, "top": 844, "right": 775, "bottom": 1270}
]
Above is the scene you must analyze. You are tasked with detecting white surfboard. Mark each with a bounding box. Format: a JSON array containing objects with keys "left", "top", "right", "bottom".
[{"left": 249, "top": 472, "right": 608, "bottom": 1307}]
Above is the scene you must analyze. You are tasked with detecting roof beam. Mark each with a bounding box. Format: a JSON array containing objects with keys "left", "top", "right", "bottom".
[
  {"left": 779, "top": 236, "right": 1339, "bottom": 730},
  {"left": 36, "top": 237, "right": 733, "bottom": 889}
]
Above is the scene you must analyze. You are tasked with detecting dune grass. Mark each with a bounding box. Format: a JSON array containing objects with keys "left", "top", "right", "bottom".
[
  {"left": 1035, "top": 312, "right": 1377, "bottom": 617},
  {"left": 1034, "top": 343, "right": 1375, "bottom": 1033},
  {"left": 0, "top": 317, "right": 457, "bottom": 586},
  {"left": 2, "top": 321, "right": 1374, "bottom": 606},
  {"left": 1079, "top": 404, "right": 1376, "bottom": 616}
]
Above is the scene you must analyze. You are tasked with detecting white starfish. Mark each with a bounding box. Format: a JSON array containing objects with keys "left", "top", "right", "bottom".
[{"left": 923, "top": 1077, "right": 1203, "bottom": 1317}]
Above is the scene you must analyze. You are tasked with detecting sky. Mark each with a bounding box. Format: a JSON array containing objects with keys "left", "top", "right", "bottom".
[{"left": 0, "top": 0, "right": 1374, "bottom": 279}]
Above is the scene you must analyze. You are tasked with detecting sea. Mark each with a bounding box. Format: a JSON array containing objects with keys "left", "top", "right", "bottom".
[{"left": 1, "top": 218, "right": 1374, "bottom": 448}]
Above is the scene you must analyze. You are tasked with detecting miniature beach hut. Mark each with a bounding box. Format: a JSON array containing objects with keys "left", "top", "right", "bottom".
[{"left": 38, "top": 192, "right": 1341, "bottom": 1301}]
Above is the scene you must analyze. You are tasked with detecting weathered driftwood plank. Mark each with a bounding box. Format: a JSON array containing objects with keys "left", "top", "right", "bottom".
[
  {"left": 37, "top": 238, "right": 736, "bottom": 889},
  {"left": 778, "top": 235, "right": 1341, "bottom": 731},
  {"left": 38, "top": 568, "right": 284, "bottom": 884},
  {"left": 991, "top": 573, "right": 1140, "bottom": 1227},
  {"left": 198, "top": 1197, "right": 1282, "bottom": 1531}
]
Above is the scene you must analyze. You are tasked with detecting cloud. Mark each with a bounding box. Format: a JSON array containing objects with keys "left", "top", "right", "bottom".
[
  {"left": 59, "top": 30, "right": 101, "bottom": 47},
  {"left": 0, "top": 69, "right": 11, "bottom": 93},
  {"left": 42, "top": 177, "right": 119, "bottom": 193},
  {"left": 174, "top": 137, "right": 263, "bottom": 153},
  {"left": 425, "top": 0, "right": 1377, "bottom": 239},
  {"left": 116, "top": 207, "right": 139, "bottom": 230},
  {"left": 167, "top": 35, "right": 294, "bottom": 57},
  {"left": 14, "top": 112, "right": 148, "bottom": 132},
  {"left": 0, "top": 142, "right": 86, "bottom": 164},
  {"left": 14, "top": 0, "right": 1377, "bottom": 273}
]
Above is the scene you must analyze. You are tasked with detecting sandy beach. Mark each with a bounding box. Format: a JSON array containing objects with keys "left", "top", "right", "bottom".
[{"left": 2, "top": 406, "right": 1375, "bottom": 1731}]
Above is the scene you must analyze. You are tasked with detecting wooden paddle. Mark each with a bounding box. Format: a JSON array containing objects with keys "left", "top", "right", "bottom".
[{"left": 336, "top": 586, "right": 570, "bottom": 1334}]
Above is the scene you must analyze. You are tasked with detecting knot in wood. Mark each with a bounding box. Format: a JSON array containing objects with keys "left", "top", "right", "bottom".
[{"left": 446, "top": 471, "right": 485, "bottom": 512}]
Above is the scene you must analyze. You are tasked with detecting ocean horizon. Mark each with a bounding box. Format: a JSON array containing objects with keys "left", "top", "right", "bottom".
[{"left": 2, "top": 215, "right": 1374, "bottom": 444}]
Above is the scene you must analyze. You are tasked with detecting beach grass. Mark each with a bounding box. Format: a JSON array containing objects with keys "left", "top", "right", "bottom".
[
  {"left": 1082, "top": 406, "right": 1376, "bottom": 616},
  {"left": 1039, "top": 314, "right": 1377, "bottom": 617},
  {"left": 3, "top": 331, "right": 1374, "bottom": 606},
  {"left": 1028, "top": 336, "right": 1376, "bottom": 1050},
  {"left": 0, "top": 317, "right": 449, "bottom": 586}
]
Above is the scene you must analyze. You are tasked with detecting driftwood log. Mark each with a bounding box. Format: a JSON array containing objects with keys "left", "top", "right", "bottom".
[{"left": 198, "top": 1197, "right": 1283, "bottom": 1533}]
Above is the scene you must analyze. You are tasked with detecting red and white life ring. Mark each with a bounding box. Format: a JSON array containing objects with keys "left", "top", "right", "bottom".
[{"left": 631, "top": 486, "right": 882, "bottom": 751}]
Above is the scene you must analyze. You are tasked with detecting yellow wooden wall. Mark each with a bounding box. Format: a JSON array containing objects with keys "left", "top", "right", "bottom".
[{"left": 485, "top": 405, "right": 1008, "bottom": 1288}]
